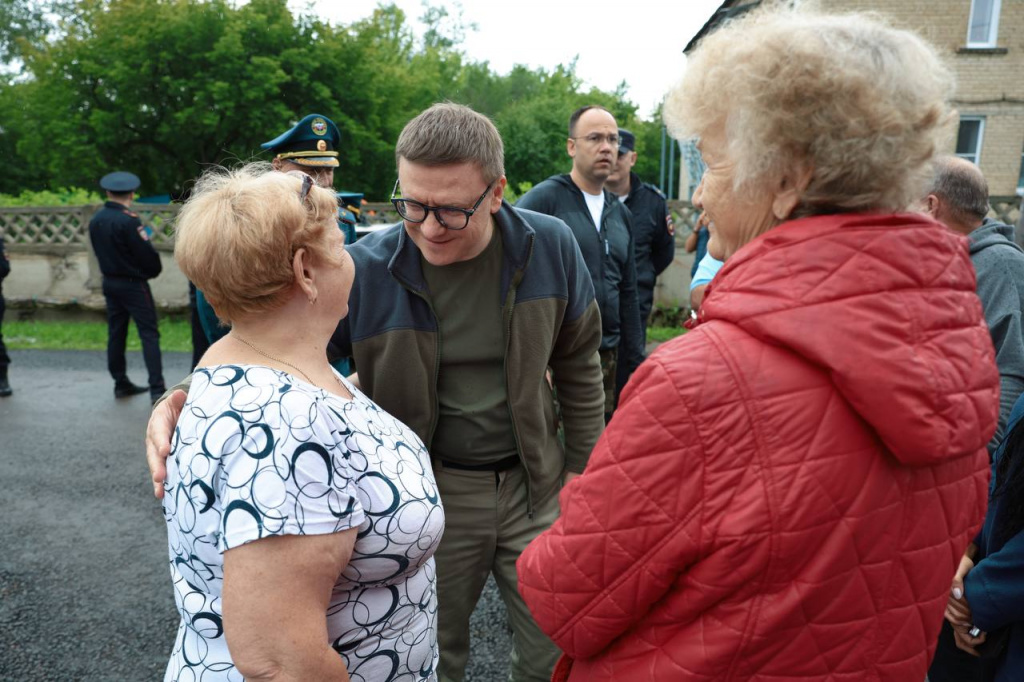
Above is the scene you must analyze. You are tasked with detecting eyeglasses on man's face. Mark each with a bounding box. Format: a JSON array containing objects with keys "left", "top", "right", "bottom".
[
  {"left": 571, "top": 133, "right": 621, "bottom": 147},
  {"left": 390, "top": 179, "right": 497, "bottom": 230}
]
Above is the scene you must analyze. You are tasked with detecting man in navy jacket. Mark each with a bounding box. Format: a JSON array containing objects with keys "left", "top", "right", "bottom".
[{"left": 517, "top": 106, "right": 644, "bottom": 419}]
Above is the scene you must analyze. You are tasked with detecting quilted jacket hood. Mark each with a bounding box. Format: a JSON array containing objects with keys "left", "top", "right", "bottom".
[{"left": 699, "top": 212, "right": 999, "bottom": 466}]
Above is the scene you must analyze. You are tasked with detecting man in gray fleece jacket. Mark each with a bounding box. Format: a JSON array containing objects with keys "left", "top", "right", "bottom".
[{"left": 925, "top": 155, "right": 1024, "bottom": 453}]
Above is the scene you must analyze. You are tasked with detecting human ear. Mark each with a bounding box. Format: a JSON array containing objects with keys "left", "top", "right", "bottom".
[
  {"left": 772, "top": 164, "right": 813, "bottom": 221},
  {"left": 293, "top": 247, "right": 317, "bottom": 302},
  {"left": 490, "top": 176, "right": 507, "bottom": 214}
]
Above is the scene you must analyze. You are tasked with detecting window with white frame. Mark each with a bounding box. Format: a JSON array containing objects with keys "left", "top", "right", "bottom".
[
  {"left": 955, "top": 117, "right": 985, "bottom": 165},
  {"left": 967, "top": 0, "right": 1002, "bottom": 47}
]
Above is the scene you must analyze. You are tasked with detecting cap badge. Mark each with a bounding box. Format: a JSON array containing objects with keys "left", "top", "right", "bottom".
[
  {"left": 311, "top": 117, "right": 328, "bottom": 136},
  {"left": 317, "top": 139, "right": 327, "bottom": 152}
]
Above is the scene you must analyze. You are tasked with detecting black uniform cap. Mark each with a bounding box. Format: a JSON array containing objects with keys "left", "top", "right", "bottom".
[
  {"left": 618, "top": 129, "right": 636, "bottom": 154},
  {"left": 99, "top": 171, "right": 141, "bottom": 193}
]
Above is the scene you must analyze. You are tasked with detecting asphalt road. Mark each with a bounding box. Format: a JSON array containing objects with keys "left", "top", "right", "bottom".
[{"left": 0, "top": 349, "right": 511, "bottom": 681}]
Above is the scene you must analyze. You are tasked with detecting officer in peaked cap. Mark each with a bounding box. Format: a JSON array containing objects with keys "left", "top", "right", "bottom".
[
  {"left": 88, "top": 171, "right": 166, "bottom": 402},
  {"left": 263, "top": 113, "right": 341, "bottom": 186},
  {"left": 261, "top": 114, "right": 359, "bottom": 243},
  {"left": 194, "top": 115, "right": 359, "bottom": 374}
]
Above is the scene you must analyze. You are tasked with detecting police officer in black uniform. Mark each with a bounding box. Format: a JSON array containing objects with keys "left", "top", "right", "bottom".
[
  {"left": 88, "top": 171, "right": 166, "bottom": 401},
  {"left": 605, "top": 128, "right": 676, "bottom": 332},
  {"left": 0, "top": 236, "right": 12, "bottom": 397}
]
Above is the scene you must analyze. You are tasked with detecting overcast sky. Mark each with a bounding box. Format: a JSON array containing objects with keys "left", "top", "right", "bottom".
[{"left": 291, "top": 0, "right": 722, "bottom": 118}]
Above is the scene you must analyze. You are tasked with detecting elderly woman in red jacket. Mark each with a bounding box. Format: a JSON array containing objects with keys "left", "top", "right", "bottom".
[{"left": 517, "top": 8, "right": 999, "bottom": 682}]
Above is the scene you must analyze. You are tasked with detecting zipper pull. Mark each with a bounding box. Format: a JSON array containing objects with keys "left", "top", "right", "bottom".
[{"left": 605, "top": 239, "right": 610, "bottom": 256}]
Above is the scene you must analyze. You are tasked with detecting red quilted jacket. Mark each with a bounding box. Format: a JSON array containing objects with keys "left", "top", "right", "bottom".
[{"left": 518, "top": 213, "right": 998, "bottom": 681}]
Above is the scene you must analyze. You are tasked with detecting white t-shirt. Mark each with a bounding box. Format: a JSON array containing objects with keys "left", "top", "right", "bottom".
[
  {"left": 163, "top": 365, "right": 444, "bottom": 682},
  {"left": 582, "top": 190, "right": 604, "bottom": 233}
]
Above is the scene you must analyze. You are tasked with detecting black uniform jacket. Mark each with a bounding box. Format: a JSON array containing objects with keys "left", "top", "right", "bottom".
[
  {"left": 0, "top": 238, "right": 9, "bottom": 283},
  {"left": 88, "top": 201, "right": 162, "bottom": 280},
  {"left": 623, "top": 172, "right": 675, "bottom": 323}
]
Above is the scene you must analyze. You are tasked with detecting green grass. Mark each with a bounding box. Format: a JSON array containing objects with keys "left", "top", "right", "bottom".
[
  {"left": 3, "top": 318, "right": 686, "bottom": 351},
  {"left": 647, "top": 326, "right": 686, "bottom": 344},
  {"left": 4, "top": 318, "right": 193, "bottom": 351}
]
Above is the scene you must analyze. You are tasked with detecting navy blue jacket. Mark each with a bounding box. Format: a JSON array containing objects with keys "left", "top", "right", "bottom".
[
  {"left": 516, "top": 174, "right": 645, "bottom": 389},
  {"left": 0, "top": 237, "right": 9, "bottom": 283},
  {"left": 966, "top": 393, "right": 1024, "bottom": 681},
  {"left": 622, "top": 172, "right": 675, "bottom": 329},
  {"left": 88, "top": 201, "right": 162, "bottom": 280}
]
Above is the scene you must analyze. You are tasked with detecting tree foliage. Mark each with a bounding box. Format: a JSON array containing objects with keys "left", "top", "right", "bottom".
[{"left": 0, "top": 0, "right": 673, "bottom": 199}]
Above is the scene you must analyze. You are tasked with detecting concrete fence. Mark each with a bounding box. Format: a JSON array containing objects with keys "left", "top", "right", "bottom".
[{"left": 2, "top": 197, "right": 1020, "bottom": 321}]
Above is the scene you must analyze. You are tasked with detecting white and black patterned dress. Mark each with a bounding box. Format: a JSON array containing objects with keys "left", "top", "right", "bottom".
[{"left": 162, "top": 365, "right": 444, "bottom": 682}]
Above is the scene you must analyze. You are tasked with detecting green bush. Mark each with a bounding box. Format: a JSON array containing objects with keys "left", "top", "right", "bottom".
[
  {"left": 647, "top": 327, "right": 686, "bottom": 344},
  {"left": 648, "top": 305, "right": 690, "bottom": 328},
  {"left": 0, "top": 188, "right": 103, "bottom": 207}
]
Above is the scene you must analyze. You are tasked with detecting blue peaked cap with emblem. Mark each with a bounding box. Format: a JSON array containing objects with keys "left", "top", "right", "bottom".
[
  {"left": 99, "top": 171, "right": 141, "bottom": 193},
  {"left": 261, "top": 114, "right": 341, "bottom": 168}
]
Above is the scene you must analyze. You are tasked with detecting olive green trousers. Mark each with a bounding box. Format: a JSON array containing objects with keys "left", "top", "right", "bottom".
[{"left": 433, "top": 462, "right": 562, "bottom": 682}]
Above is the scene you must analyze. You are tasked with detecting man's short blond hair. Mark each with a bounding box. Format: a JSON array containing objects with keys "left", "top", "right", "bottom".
[
  {"left": 665, "top": 8, "right": 954, "bottom": 214},
  {"left": 174, "top": 163, "right": 341, "bottom": 323},
  {"left": 395, "top": 103, "right": 505, "bottom": 183}
]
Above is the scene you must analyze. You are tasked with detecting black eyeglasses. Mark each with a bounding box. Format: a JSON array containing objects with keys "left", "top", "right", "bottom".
[
  {"left": 286, "top": 170, "right": 314, "bottom": 204},
  {"left": 391, "top": 179, "right": 496, "bottom": 230},
  {"left": 570, "top": 133, "right": 621, "bottom": 147}
]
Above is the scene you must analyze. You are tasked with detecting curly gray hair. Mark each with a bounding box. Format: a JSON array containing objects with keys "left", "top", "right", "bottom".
[{"left": 665, "top": 8, "right": 955, "bottom": 215}]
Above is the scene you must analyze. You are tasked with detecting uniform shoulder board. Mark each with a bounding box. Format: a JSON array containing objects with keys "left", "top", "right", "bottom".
[
  {"left": 338, "top": 207, "right": 358, "bottom": 226},
  {"left": 645, "top": 182, "right": 666, "bottom": 198}
]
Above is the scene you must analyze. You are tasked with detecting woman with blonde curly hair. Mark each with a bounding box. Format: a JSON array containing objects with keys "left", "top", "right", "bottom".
[
  {"left": 518, "top": 8, "right": 999, "bottom": 681},
  {"left": 162, "top": 164, "right": 444, "bottom": 681}
]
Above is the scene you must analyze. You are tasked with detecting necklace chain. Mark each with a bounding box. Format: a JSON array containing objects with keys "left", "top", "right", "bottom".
[{"left": 231, "top": 334, "right": 315, "bottom": 385}]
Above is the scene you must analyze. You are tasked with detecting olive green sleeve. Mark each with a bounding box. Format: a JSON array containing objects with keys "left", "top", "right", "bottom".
[
  {"left": 550, "top": 299, "right": 605, "bottom": 473},
  {"left": 153, "top": 373, "right": 193, "bottom": 409}
]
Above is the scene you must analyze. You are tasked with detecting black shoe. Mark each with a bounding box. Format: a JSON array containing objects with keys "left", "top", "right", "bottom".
[
  {"left": 0, "top": 366, "right": 11, "bottom": 397},
  {"left": 114, "top": 382, "right": 148, "bottom": 398}
]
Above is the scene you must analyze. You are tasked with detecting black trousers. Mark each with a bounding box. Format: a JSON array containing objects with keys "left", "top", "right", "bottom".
[
  {"left": 102, "top": 278, "right": 164, "bottom": 394},
  {"left": 929, "top": 620, "right": 983, "bottom": 682},
  {"left": 0, "top": 289, "right": 9, "bottom": 368}
]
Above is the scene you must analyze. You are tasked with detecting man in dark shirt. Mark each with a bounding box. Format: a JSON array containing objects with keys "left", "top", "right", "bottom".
[
  {"left": 605, "top": 128, "right": 676, "bottom": 333},
  {"left": 517, "top": 105, "right": 645, "bottom": 419},
  {"left": 88, "top": 171, "right": 165, "bottom": 401}
]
